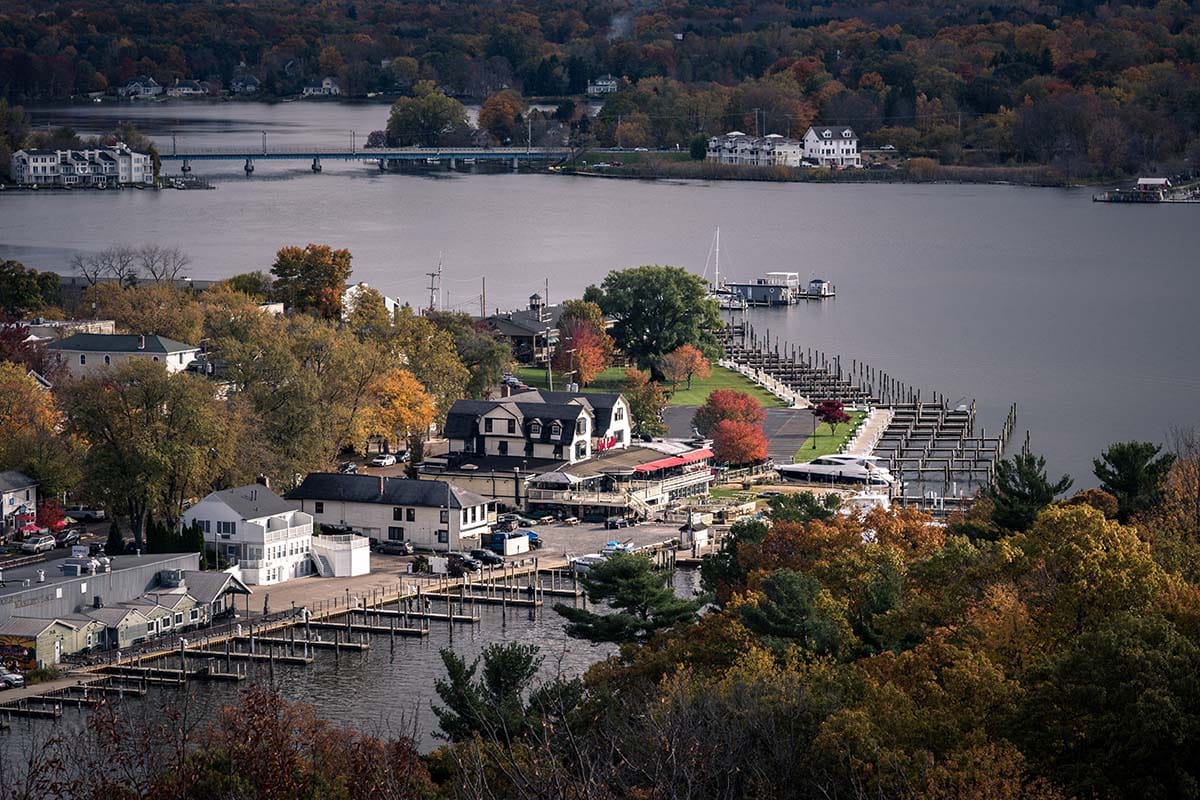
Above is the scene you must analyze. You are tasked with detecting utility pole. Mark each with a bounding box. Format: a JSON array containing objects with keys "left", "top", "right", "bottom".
[
  {"left": 617, "top": 114, "right": 622, "bottom": 148},
  {"left": 481, "top": 276, "right": 486, "bottom": 319},
  {"left": 752, "top": 108, "right": 761, "bottom": 137},
  {"left": 425, "top": 256, "right": 442, "bottom": 315},
  {"left": 527, "top": 117, "right": 532, "bottom": 153}
]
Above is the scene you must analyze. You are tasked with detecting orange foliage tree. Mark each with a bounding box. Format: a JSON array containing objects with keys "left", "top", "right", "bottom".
[
  {"left": 710, "top": 419, "right": 768, "bottom": 465},
  {"left": 692, "top": 389, "right": 765, "bottom": 436},
  {"left": 661, "top": 344, "right": 710, "bottom": 391}
]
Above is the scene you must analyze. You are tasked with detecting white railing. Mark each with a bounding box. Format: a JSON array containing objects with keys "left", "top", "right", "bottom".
[
  {"left": 261, "top": 522, "right": 312, "bottom": 543},
  {"left": 313, "top": 533, "right": 368, "bottom": 548},
  {"left": 718, "top": 358, "right": 807, "bottom": 408}
]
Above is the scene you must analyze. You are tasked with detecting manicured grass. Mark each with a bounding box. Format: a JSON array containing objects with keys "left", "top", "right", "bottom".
[
  {"left": 516, "top": 366, "right": 628, "bottom": 393},
  {"left": 516, "top": 364, "right": 787, "bottom": 408},
  {"left": 793, "top": 411, "right": 867, "bottom": 462},
  {"left": 665, "top": 366, "right": 788, "bottom": 408}
]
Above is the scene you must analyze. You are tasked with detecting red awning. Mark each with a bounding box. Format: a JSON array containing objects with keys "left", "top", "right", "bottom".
[{"left": 634, "top": 448, "right": 713, "bottom": 474}]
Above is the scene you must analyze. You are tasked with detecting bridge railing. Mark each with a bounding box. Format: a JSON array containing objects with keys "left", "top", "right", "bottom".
[{"left": 162, "top": 146, "right": 573, "bottom": 157}]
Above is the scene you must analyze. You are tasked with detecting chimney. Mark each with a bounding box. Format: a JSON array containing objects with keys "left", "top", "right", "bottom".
[
  {"left": 501, "top": 383, "right": 511, "bottom": 398},
  {"left": 137, "top": 334, "right": 146, "bottom": 350}
]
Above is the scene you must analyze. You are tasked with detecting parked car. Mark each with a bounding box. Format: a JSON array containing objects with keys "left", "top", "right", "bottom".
[
  {"left": 0, "top": 666, "right": 25, "bottom": 690},
  {"left": 469, "top": 548, "right": 504, "bottom": 566},
  {"left": 447, "top": 552, "right": 481, "bottom": 571},
  {"left": 393, "top": 450, "right": 411, "bottom": 463},
  {"left": 371, "top": 540, "right": 414, "bottom": 556},
  {"left": 337, "top": 461, "right": 358, "bottom": 474},
  {"left": 515, "top": 516, "right": 538, "bottom": 528},
  {"left": 65, "top": 506, "right": 105, "bottom": 522},
  {"left": 55, "top": 529, "right": 82, "bottom": 548},
  {"left": 88, "top": 542, "right": 107, "bottom": 557},
  {"left": 369, "top": 453, "right": 397, "bottom": 467},
  {"left": 21, "top": 534, "right": 55, "bottom": 554},
  {"left": 605, "top": 516, "right": 631, "bottom": 530},
  {"left": 497, "top": 513, "right": 520, "bottom": 524}
]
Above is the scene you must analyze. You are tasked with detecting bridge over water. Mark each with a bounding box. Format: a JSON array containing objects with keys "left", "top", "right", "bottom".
[{"left": 158, "top": 145, "right": 575, "bottom": 174}]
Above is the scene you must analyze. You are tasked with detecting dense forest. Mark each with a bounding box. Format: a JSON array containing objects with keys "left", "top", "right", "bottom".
[{"left": 1, "top": 0, "right": 1199, "bottom": 175}]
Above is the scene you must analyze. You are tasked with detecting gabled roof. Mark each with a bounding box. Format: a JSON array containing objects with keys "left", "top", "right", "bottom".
[
  {"left": 807, "top": 125, "right": 857, "bottom": 141},
  {"left": 201, "top": 485, "right": 296, "bottom": 520},
  {"left": 48, "top": 333, "right": 198, "bottom": 354},
  {"left": 509, "top": 389, "right": 624, "bottom": 433},
  {"left": 288, "top": 473, "right": 487, "bottom": 510},
  {"left": 0, "top": 617, "right": 78, "bottom": 636},
  {"left": 0, "top": 470, "right": 37, "bottom": 493},
  {"left": 181, "top": 570, "right": 251, "bottom": 604}
]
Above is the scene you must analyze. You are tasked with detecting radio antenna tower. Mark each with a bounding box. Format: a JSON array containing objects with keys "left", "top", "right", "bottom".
[{"left": 426, "top": 254, "right": 443, "bottom": 314}]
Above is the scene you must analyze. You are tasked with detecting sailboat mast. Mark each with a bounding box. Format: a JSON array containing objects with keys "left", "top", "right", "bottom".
[{"left": 715, "top": 227, "right": 720, "bottom": 290}]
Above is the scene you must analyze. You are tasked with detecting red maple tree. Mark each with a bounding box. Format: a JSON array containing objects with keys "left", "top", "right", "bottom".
[
  {"left": 711, "top": 419, "right": 768, "bottom": 465},
  {"left": 693, "top": 389, "right": 766, "bottom": 436}
]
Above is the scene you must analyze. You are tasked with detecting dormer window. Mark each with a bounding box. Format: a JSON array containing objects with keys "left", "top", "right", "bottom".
[
  {"left": 823, "top": 130, "right": 831, "bottom": 138},
  {"left": 529, "top": 420, "right": 542, "bottom": 437},
  {"left": 843, "top": 129, "right": 853, "bottom": 138},
  {"left": 551, "top": 420, "right": 562, "bottom": 438}
]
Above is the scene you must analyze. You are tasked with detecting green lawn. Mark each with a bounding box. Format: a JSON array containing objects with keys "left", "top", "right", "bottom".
[
  {"left": 793, "top": 411, "right": 867, "bottom": 462},
  {"left": 516, "top": 364, "right": 787, "bottom": 408}
]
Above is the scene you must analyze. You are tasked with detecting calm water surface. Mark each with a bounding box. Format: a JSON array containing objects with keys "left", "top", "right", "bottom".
[{"left": 3, "top": 102, "right": 1199, "bottom": 482}]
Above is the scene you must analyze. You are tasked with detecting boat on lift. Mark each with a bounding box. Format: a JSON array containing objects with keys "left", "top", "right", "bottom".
[{"left": 776, "top": 455, "right": 895, "bottom": 486}]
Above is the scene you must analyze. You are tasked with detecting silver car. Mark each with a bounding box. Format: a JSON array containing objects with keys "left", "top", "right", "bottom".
[{"left": 0, "top": 666, "right": 25, "bottom": 689}]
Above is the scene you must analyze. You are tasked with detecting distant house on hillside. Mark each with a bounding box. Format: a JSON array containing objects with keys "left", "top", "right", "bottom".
[
  {"left": 230, "top": 74, "right": 260, "bottom": 95},
  {"left": 802, "top": 125, "right": 861, "bottom": 168},
  {"left": 117, "top": 76, "right": 162, "bottom": 98},
  {"left": 303, "top": 77, "right": 341, "bottom": 96},
  {"left": 166, "top": 79, "right": 207, "bottom": 97},
  {"left": 587, "top": 74, "right": 620, "bottom": 95}
]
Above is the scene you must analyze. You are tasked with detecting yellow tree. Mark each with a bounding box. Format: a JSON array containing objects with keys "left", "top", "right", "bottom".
[{"left": 376, "top": 368, "right": 437, "bottom": 452}]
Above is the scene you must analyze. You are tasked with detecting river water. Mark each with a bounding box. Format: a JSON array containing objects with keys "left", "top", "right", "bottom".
[{"left": 3, "top": 101, "right": 1199, "bottom": 482}]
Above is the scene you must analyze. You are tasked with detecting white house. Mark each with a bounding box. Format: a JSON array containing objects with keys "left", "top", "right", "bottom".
[
  {"left": 166, "top": 79, "right": 207, "bottom": 97},
  {"left": 48, "top": 333, "right": 199, "bottom": 378},
  {"left": 9, "top": 144, "right": 152, "bottom": 187},
  {"left": 706, "top": 132, "right": 804, "bottom": 167},
  {"left": 343, "top": 282, "right": 401, "bottom": 321},
  {"left": 288, "top": 474, "right": 494, "bottom": 552},
  {"left": 303, "top": 77, "right": 341, "bottom": 96},
  {"left": 0, "top": 471, "right": 38, "bottom": 534},
  {"left": 444, "top": 390, "right": 631, "bottom": 465},
  {"left": 587, "top": 74, "right": 620, "bottom": 95},
  {"left": 182, "top": 484, "right": 326, "bottom": 586},
  {"left": 230, "top": 74, "right": 260, "bottom": 95},
  {"left": 117, "top": 76, "right": 163, "bottom": 97},
  {"left": 803, "top": 125, "right": 861, "bottom": 168}
]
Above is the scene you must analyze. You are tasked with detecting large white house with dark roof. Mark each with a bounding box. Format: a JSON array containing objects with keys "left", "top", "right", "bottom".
[
  {"left": 288, "top": 474, "right": 494, "bottom": 551},
  {"left": 803, "top": 125, "right": 861, "bottom": 168},
  {"left": 182, "top": 484, "right": 322, "bottom": 585},
  {"left": 48, "top": 333, "right": 199, "bottom": 377},
  {"left": 0, "top": 470, "right": 38, "bottom": 535},
  {"left": 444, "top": 389, "right": 630, "bottom": 466}
]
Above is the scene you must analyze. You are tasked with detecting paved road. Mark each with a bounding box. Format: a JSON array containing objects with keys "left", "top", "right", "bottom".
[{"left": 664, "top": 406, "right": 816, "bottom": 464}]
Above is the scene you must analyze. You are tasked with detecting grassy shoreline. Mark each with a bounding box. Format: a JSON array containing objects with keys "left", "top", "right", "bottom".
[
  {"left": 515, "top": 364, "right": 787, "bottom": 408},
  {"left": 793, "top": 410, "right": 867, "bottom": 462}
]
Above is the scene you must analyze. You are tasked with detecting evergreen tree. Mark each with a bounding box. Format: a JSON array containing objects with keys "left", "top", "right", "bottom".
[
  {"left": 555, "top": 552, "right": 705, "bottom": 643},
  {"left": 105, "top": 520, "right": 124, "bottom": 556},
  {"left": 984, "top": 450, "right": 1073, "bottom": 533},
  {"left": 1094, "top": 441, "right": 1176, "bottom": 524}
]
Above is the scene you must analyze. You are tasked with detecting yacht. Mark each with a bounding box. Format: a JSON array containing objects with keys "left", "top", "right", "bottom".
[{"left": 776, "top": 455, "right": 895, "bottom": 486}]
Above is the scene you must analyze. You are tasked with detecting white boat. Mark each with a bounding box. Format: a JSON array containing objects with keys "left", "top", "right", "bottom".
[
  {"left": 570, "top": 553, "right": 608, "bottom": 573},
  {"left": 839, "top": 490, "right": 892, "bottom": 515},
  {"left": 776, "top": 455, "right": 895, "bottom": 486}
]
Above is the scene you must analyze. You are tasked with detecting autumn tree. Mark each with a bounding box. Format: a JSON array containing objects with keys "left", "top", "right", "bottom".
[
  {"left": 587, "top": 265, "right": 720, "bottom": 374},
  {"left": 478, "top": 89, "right": 525, "bottom": 143},
  {"left": 692, "top": 389, "right": 765, "bottom": 436},
  {"left": 427, "top": 311, "right": 512, "bottom": 398},
  {"left": 812, "top": 399, "right": 851, "bottom": 436},
  {"left": 376, "top": 368, "right": 436, "bottom": 452},
  {"left": 711, "top": 419, "right": 768, "bottom": 465},
  {"left": 553, "top": 319, "right": 612, "bottom": 387},
  {"left": 622, "top": 367, "right": 667, "bottom": 437},
  {"left": 386, "top": 81, "right": 468, "bottom": 147},
  {"left": 82, "top": 282, "right": 205, "bottom": 344},
  {"left": 660, "top": 344, "right": 710, "bottom": 391},
  {"left": 0, "top": 360, "right": 79, "bottom": 496},
  {"left": 59, "top": 360, "right": 234, "bottom": 545},
  {"left": 269, "top": 243, "right": 353, "bottom": 319}
]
